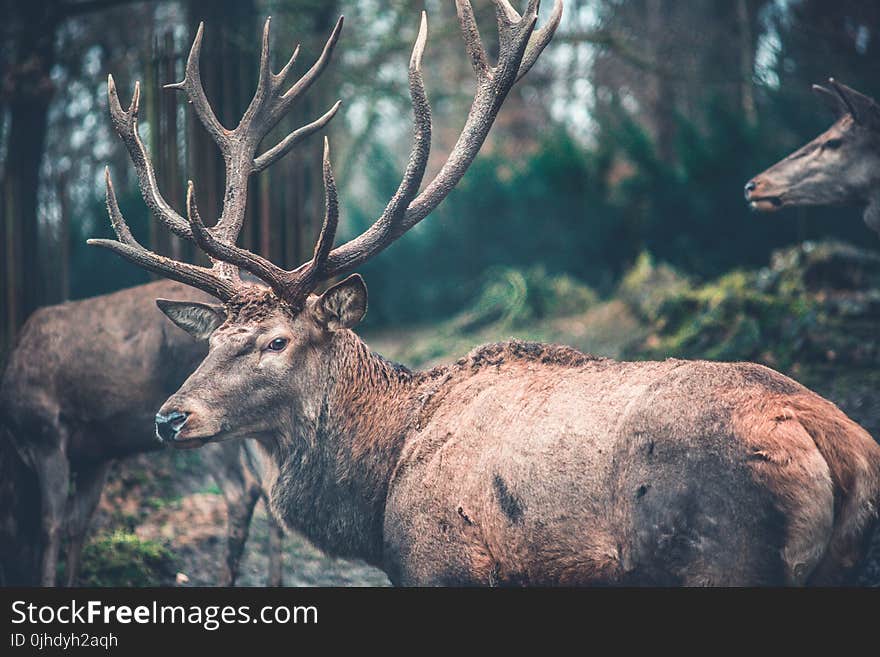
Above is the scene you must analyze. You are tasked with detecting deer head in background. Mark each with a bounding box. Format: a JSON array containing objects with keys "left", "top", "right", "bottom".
[{"left": 745, "top": 79, "right": 880, "bottom": 236}]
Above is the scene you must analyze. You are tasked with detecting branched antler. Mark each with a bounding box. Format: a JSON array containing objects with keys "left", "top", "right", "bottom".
[
  {"left": 92, "top": 2, "right": 563, "bottom": 308},
  {"left": 90, "top": 16, "right": 342, "bottom": 299},
  {"left": 287, "top": 0, "right": 564, "bottom": 288},
  {"left": 105, "top": 76, "right": 191, "bottom": 240}
]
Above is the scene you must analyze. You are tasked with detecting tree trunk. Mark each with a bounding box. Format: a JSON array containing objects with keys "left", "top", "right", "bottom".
[
  {"left": 645, "top": 0, "right": 676, "bottom": 162},
  {"left": 56, "top": 171, "right": 71, "bottom": 302},
  {"left": 0, "top": 0, "right": 57, "bottom": 354},
  {"left": 736, "top": 0, "right": 757, "bottom": 125}
]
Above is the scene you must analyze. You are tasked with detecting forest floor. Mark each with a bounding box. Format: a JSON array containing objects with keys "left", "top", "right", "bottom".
[
  {"left": 84, "top": 299, "right": 650, "bottom": 587},
  {"left": 90, "top": 450, "right": 390, "bottom": 586},
  {"left": 80, "top": 239, "right": 880, "bottom": 586}
]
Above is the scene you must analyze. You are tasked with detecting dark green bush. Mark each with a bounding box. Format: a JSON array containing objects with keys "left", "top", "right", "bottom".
[{"left": 623, "top": 241, "right": 880, "bottom": 370}]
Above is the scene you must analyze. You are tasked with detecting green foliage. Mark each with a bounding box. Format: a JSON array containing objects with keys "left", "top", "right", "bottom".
[
  {"left": 450, "top": 265, "right": 598, "bottom": 333},
  {"left": 617, "top": 251, "right": 691, "bottom": 322},
  {"left": 635, "top": 268, "right": 817, "bottom": 366},
  {"left": 760, "top": 240, "right": 880, "bottom": 296},
  {"left": 353, "top": 128, "right": 628, "bottom": 328},
  {"left": 381, "top": 265, "right": 598, "bottom": 367},
  {"left": 624, "top": 240, "right": 880, "bottom": 371},
  {"left": 76, "top": 530, "right": 175, "bottom": 587}
]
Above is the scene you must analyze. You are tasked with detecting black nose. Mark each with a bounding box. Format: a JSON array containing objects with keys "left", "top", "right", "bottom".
[
  {"left": 744, "top": 180, "right": 757, "bottom": 196},
  {"left": 155, "top": 411, "right": 189, "bottom": 442}
]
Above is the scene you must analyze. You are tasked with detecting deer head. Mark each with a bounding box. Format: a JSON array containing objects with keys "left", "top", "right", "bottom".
[
  {"left": 745, "top": 79, "right": 880, "bottom": 233},
  {"left": 90, "top": 1, "right": 563, "bottom": 449}
]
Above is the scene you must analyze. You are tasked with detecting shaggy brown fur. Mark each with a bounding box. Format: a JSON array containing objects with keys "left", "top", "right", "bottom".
[{"left": 734, "top": 393, "right": 880, "bottom": 583}]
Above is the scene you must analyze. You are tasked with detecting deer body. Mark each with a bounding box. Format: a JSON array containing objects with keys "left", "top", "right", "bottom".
[
  {"left": 0, "top": 280, "right": 283, "bottom": 586},
  {"left": 154, "top": 295, "right": 880, "bottom": 586},
  {"left": 3, "top": 281, "right": 210, "bottom": 462},
  {"left": 384, "top": 348, "right": 878, "bottom": 585}
]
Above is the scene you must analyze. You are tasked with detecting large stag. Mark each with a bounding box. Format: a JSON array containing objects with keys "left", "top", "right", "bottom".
[
  {"left": 92, "top": 2, "right": 880, "bottom": 586},
  {"left": 0, "top": 0, "right": 348, "bottom": 585},
  {"left": 745, "top": 79, "right": 880, "bottom": 237}
]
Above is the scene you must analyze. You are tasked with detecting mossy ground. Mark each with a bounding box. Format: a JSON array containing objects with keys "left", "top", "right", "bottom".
[
  {"left": 75, "top": 529, "right": 175, "bottom": 587},
  {"left": 85, "top": 448, "right": 390, "bottom": 586}
]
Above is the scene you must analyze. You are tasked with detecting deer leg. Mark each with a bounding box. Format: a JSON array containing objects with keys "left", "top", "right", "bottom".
[
  {"left": 222, "top": 482, "right": 261, "bottom": 586},
  {"left": 33, "top": 446, "right": 70, "bottom": 587},
  {"left": 266, "top": 504, "right": 284, "bottom": 587},
  {"left": 206, "top": 441, "right": 262, "bottom": 586},
  {"left": 63, "top": 461, "right": 112, "bottom": 587}
]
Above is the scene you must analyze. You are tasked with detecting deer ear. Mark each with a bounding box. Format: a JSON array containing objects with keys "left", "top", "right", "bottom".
[
  {"left": 829, "top": 79, "right": 880, "bottom": 126},
  {"left": 156, "top": 299, "right": 226, "bottom": 341},
  {"left": 313, "top": 274, "right": 368, "bottom": 331},
  {"left": 812, "top": 84, "right": 847, "bottom": 118}
]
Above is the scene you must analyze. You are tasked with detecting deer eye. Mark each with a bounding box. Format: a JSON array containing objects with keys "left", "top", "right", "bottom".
[
  {"left": 824, "top": 138, "right": 843, "bottom": 150},
  {"left": 266, "top": 337, "right": 289, "bottom": 352}
]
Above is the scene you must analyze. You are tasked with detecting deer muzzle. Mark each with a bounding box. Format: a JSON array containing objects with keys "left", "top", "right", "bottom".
[
  {"left": 155, "top": 410, "right": 190, "bottom": 443},
  {"left": 744, "top": 177, "right": 784, "bottom": 211}
]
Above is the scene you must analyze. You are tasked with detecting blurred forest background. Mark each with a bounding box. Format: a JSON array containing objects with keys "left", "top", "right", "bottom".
[
  {"left": 2, "top": 0, "right": 880, "bottom": 585},
  {"left": 1, "top": 0, "right": 878, "bottom": 347}
]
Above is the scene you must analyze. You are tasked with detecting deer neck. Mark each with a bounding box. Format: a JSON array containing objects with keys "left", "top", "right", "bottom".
[{"left": 258, "top": 330, "right": 425, "bottom": 566}]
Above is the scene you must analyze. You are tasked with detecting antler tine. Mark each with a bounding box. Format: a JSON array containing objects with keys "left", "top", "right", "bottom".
[
  {"left": 103, "top": 166, "right": 138, "bottom": 247},
  {"left": 284, "top": 137, "right": 341, "bottom": 301},
  {"left": 308, "top": 1, "right": 561, "bottom": 283},
  {"left": 164, "top": 22, "right": 229, "bottom": 150},
  {"left": 89, "top": 168, "right": 238, "bottom": 301},
  {"left": 275, "top": 43, "right": 301, "bottom": 89},
  {"left": 313, "top": 137, "right": 340, "bottom": 271},
  {"left": 237, "top": 17, "right": 275, "bottom": 134},
  {"left": 186, "top": 138, "right": 341, "bottom": 306},
  {"left": 107, "top": 76, "right": 192, "bottom": 240},
  {"left": 253, "top": 100, "right": 342, "bottom": 173},
  {"left": 491, "top": 0, "right": 540, "bottom": 85},
  {"left": 829, "top": 78, "right": 858, "bottom": 119},
  {"left": 209, "top": 15, "right": 343, "bottom": 243},
  {"left": 456, "top": 0, "right": 490, "bottom": 78},
  {"left": 274, "top": 17, "right": 344, "bottom": 121},
  {"left": 494, "top": 0, "right": 522, "bottom": 24},
  {"left": 366, "top": 10, "right": 432, "bottom": 227},
  {"left": 516, "top": 0, "right": 563, "bottom": 82}
]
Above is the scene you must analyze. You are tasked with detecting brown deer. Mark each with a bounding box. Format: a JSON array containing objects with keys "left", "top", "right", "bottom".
[
  {"left": 0, "top": 281, "right": 286, "bottom": 587},
  {"left": 745, "top": 79, "right": 880, "bottom": 236},
  {"left": 0, "top": 5, "right": 346, "bottom": 586},
  {"left": 92, "top": 2, "right": 880, "bottom": 586}
]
